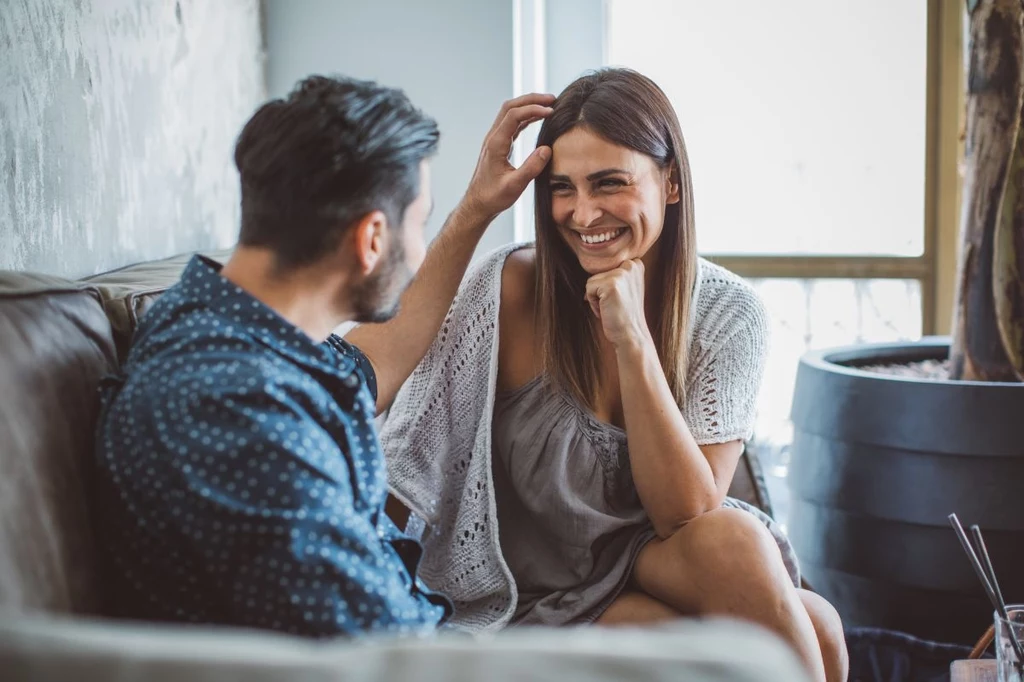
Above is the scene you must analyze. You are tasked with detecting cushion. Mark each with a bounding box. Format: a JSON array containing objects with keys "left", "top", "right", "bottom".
[
  {"left": 0, "top": 273, "right": 117, "bottom": 615},
  {"left": 82, "top": 248, "right": 232, "bottom": 362},
  {"left": 0, "top": 610, "right": 809, "bottom": 682}
]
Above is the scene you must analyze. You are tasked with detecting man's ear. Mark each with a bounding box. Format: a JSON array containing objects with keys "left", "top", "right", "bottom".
[
  {"left": 350, "top": 210, "right": 389, "bottom": 275},
  {"left": 665, "top": 164, "right": 681, "bottom": 206}
]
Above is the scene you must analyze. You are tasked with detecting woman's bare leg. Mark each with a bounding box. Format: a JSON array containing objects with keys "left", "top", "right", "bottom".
[
  {"left": 631, "top": 507, "right": 829, "bottom": 682},
  {"left": 595, "top": 591, "right": 680, "bottom": 626},
  {"left": 798, "top": 589, "right": 849, "bottom": 682}
]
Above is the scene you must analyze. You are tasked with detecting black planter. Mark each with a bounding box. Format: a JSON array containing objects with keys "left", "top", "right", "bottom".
[{"left": 788, "top": 338, "right": 1024, "bottom": 645}]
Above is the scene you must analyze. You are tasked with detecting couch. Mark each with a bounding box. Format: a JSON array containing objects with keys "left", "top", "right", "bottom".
[{"left": 0, "top": 249, "right": 807, "bottom": 681}]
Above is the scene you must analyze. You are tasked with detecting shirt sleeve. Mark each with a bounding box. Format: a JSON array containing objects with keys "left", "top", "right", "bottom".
[
  {"left": 151, "top": 384, "right": 440, "bottom": 637},
  {"left": 327, "top": 335, "right": 378, "bottom": 404},
  {"left": 683, "top": 287, "right": 771, "bottom": 445}
]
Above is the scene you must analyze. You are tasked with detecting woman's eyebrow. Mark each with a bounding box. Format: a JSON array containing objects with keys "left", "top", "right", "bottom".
[
  {"left": 586, "top": 168, "right": 630, "bottom": 181},
  {"left": 548, "top": 168, "right": 630, "bottom": 183}
]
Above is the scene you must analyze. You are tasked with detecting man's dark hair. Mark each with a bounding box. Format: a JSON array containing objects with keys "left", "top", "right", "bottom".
[{"left": 233, "top": 75, "right": 439, "bottom": 268}]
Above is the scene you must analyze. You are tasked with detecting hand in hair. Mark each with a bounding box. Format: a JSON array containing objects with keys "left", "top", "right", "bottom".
[
  {"left": 461, "top": 93, "right": 555, "bottom": 222},
  {"left": 584, "top": 259, "right": 653, "bottom": 351}
]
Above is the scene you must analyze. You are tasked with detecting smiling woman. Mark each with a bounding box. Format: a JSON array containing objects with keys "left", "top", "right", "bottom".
[
  {"left": 383, "top": 68, "right": 848, "bottom": 682},
  {"left": 533, "top": 71, "right": 694, "bottom": 410}
]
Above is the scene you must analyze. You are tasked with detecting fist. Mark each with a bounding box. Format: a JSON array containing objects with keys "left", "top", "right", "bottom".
[{"left": 584, "top": 260, "right": 652, "bottom": 349}]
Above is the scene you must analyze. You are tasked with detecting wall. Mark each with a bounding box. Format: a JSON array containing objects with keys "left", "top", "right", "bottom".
[
  {"left": 545, "top": 0, "right": 605, "bottom": 95},
  {"left": 0, "top": 0, "right": 266, "bottom": 278},
  {"left": 264, "top": 0, "right": 516, "bottom": 256}
]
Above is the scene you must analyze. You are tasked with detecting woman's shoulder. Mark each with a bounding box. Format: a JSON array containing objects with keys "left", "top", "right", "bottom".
[
  {"left": 500, "top": 246, "right": 536, "bottom": 308},
  {"left": 496, "top": 246, "right": 541, "bottom": 389},
  {"left": 450, "top": 242, "right": 532, "bottom": 307},
  {"left": 691, "top": 257, "right": 769, "bottom": 344}
]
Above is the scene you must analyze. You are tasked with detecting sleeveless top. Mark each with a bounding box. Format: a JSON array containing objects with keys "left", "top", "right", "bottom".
[{"left": 492, "top": 374, "right": 792, "bottom": 625}]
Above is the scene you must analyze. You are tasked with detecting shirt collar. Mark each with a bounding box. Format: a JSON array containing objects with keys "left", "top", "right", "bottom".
[{"left": 178, "top": 255, "right": 356, "bottom": 378}]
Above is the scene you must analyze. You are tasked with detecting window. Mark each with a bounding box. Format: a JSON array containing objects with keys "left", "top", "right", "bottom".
[{"left": 607, "top": 0, "right": 928, "bottom": 256}]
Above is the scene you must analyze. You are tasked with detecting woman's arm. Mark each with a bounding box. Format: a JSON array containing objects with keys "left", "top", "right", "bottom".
[
  {"left": 585, "top": 259, "right": 760, "bottom": 538},
  {"left": 616, "top": 338, "right": 743, "bottom": 537}
]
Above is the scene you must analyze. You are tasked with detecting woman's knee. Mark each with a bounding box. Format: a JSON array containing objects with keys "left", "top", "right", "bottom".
[
  {"left": 633, "top": 507, "right": 793, "bottom": 612},
  {"left": 679, "top": 507, "right": 787, "bottom": 580}
]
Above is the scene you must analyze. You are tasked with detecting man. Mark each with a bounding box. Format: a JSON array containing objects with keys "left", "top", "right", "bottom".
[{"left": 95, "top": 75, "right": 553, "bottom": 637}]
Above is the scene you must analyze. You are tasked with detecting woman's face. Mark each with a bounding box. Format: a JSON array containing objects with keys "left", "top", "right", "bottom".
[{"left": 548, "top": 127, "right": 679, "bottom": 275}]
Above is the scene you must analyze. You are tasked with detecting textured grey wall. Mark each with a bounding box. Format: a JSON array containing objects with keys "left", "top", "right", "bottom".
[{"left": 0, "top": 0, "right": 266, "bottom": 278}]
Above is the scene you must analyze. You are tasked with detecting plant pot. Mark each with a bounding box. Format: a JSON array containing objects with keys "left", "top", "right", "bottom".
[{"left": 788, "top": 337, "right": 1024, "bottom": 645}]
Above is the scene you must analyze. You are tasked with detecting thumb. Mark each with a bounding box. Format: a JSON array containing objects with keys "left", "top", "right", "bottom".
[
  {"left": 509, "top": 146, "right": 552, "bottom": 188},
  {"left": 585, "top": 288, "right": 602, "bottom": 319}
]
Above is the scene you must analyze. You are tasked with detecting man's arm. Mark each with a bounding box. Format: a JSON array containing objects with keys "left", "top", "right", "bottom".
[{"left": 346, "top": 93, "right": 554, "bottom": 414}]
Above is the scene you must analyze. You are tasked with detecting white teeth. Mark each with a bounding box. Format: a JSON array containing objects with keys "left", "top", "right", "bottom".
[{"left": 580, "top": 228, "right": 624, "bottom": 245}]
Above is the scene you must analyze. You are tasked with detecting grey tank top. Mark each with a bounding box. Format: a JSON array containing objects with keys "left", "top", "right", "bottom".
[{"left": 491, "top": 374, "right": 657, "bottom": 625}]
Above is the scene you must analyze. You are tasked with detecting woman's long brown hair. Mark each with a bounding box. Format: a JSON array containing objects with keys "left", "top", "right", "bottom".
[{"left": 534, "top": 68, "right": 697, "bottom": 408}]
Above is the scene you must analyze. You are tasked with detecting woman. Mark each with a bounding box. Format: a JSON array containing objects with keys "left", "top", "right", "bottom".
[{"left": 381, "top": 68, "right": 847, "bottom": 682}]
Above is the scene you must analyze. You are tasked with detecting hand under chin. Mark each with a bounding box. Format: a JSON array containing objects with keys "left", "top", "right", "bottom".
[{"left": 576, "top": 251, "right": 644, "bottom": 275}]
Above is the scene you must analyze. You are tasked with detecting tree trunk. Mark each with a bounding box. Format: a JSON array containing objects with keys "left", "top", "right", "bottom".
[
  {"left": 950, "top": 0, "right": 1024, "bottom": 381},
  {"left": 994, "top": 95, "right": 1024, "bottom": 378}
]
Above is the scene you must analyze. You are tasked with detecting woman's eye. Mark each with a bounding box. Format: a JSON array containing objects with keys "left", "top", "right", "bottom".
[
  {"left": 550, "top": 183, "right": 573, "bottom": 194},
  {"left": 598, "top": 178, "right": 625, "bottom": 189}
]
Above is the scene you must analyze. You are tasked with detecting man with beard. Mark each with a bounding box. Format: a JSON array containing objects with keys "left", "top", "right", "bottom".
[{"left": 94, "top": 75, "right": 553, "bottom": 637}]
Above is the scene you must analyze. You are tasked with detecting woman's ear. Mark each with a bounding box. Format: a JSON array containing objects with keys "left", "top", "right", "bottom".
[
  {"left": 350, "top": 210, "right": 388, "bottom": 275},
  {"left": 665, "top": 164, "right": 682, "bottom": 205}
]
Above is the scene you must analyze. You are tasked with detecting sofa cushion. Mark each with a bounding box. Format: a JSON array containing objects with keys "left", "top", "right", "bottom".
[
  {"left": 82, "top": 249, "right": 232, "bottom": 362},
  {"left": 0, "top": 610, "right": 809, "bottom": 682},
  {"left": 0, "top": 273, "right": 117, "bottom": 616}
]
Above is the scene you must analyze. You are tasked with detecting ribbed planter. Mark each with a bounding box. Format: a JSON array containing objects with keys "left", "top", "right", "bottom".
[{"left": 788, "top": 338, "right": 1024, "bottom": 645}]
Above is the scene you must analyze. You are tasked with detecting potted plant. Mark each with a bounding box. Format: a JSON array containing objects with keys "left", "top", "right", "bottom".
[{"left": 787, "top": 0, "right": 1024, "bottom": 644}]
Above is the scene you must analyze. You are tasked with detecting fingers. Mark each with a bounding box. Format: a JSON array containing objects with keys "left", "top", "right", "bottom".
[
  {"left": 618, "top": 259, "right": 644, "bottom": 274},
  {"left": 585, "top": 278, "right": 606, "bottom": 319},
  {"left": 490, "top": 104, "right": 553, "bottom": 157},
  {"left": 586, "top": 291, "right": 602, "bottom": 319},
  {"left": 513, "top": 119, "right": 532, "bottom": 141},
  {"left": 507, "top": 145, "right": 551, "bottom": 188},
  {"left": 491, "top": 93, "right": 556, "bottom": 129},
  {"left": 505, "top": 120, "right": 537, "bottom": 162}
]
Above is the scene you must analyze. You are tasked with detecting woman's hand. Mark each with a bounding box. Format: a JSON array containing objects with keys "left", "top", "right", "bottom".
[{"left": 584, "top": 260, "right": 654, "bottom": 350}]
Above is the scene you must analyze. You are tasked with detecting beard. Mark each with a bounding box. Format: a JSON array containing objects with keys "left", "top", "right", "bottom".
[{"left": 350, "top": 238, "right": 414, "bottom": 323}]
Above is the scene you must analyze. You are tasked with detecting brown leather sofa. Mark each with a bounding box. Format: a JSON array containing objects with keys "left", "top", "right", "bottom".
[{"left": 0, "top": 250, "right": 797, "bottom": 682}]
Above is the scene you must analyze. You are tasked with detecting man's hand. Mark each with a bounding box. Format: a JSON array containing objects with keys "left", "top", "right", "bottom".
[
  {"left": 460, "top": 93, "right": 555, "bottom": 224},
  {"left": 347, "top": 93, "right": 554, "bottom": 415},
  {"left": 585, "top": 260, "right": 654, "bottom": 351}
]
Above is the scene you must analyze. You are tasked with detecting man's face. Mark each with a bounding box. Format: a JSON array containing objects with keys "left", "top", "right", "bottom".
[{"left": 351, "top": 161, "right": 432, "bottom": 323}]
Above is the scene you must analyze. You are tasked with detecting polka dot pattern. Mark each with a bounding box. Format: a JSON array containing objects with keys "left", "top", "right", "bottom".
[{"left": 94, "top": 256, "right": 450, "bottom": 637}]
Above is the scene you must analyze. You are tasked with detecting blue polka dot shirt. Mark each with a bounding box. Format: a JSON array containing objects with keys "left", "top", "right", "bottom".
[{"left": 94, "top": 256, "right": 451, "bottom": 637}]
